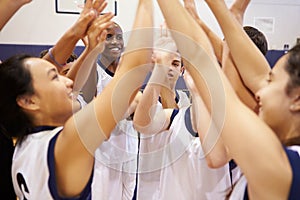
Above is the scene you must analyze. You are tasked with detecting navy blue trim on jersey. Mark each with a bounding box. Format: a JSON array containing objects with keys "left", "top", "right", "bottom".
[
  {"left": 31, "top": 126, "right": 57, "bottom": 134},
  {"left": 229, "top": 160, "right": 237, "bottom": 189},
  {"left": 243, "top": 186, "right": 249, "bottom": 200},
  {"left": 184, "top": 107, "right": 198, "bottom": 137},
  {"left": 97, "top": 59, "right": 115, "bottom": 77},
  {"left": 174, "top": 90, "right": 179, "bottom": 104},
  {"left": 104, "top": 68, "right": 115, "bottom": 77},
  {"left": 284, "top": 147, "right": 300, "bottom": 200},
  {"left": 167, "top": 109, "right": 179, "bottom": 129},
  {"left": 242, "top": 147, "right": 300, "bottom": 200},
  {"left": 47, "top": 131, "right": 93, "bottom": 200}
]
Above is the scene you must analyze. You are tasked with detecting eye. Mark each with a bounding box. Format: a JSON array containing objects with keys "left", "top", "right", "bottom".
[
  {"left": 172, "top": 61, "right": 180, "bottom": 68},
  {"left": 106, "top": 34, "right": 113, "bottom": 41},
  {"left": 116, "top": 35, "right": 123, "bottom": 41},
  {"left": 52, "top": 74, "right": 59, "bottom": 81}
]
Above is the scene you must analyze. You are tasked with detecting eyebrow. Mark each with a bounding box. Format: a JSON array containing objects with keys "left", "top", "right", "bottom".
[{"left": 47, "top": 68, "right": 57, "bottom": 76}]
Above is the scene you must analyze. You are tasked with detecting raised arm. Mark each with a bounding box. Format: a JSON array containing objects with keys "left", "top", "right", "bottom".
[
  {"left": 158, "top": 0, "right": 291, "bottom": 198},
  {"left": 68, "top": 12, "right": 114, "bottom": 92},
  {"left": 133, "top": 52, "right": 174, "bottom": 134},
  {"left": 183, "top": 0, "right": 224, "bottom": 63},
  {"left": 205, "top": 0, "right": 270, "bottom": 93},
  {"left": 221, "top": 0, "right": 258, "bottom": 112},
  {"left": 42, "top": 0, "right": 106, "bottom": 74},
  {"left": 54, "top": 0, "right": 153, "bottom": 197},
  {"left": 0, "top": 0, "right": 32, "bottom": 31},
  {"left": 183, "top": 69, "right": 229, "bottom": 168}
]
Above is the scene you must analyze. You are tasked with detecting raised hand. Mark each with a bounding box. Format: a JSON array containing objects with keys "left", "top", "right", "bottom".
[
  {"left": 229, "top": 0, "right": 251, "bottom": 24},
  {"left": 86, "top": 13, "right": 114, "bottom": 52},
  {"left": 71, "top": 0, "right": 109, "bottom": 40}
]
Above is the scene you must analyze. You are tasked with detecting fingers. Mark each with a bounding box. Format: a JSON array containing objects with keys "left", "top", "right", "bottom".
[
  {"left": 94, "top": 0, "right": 108, "bottom": 15},
  {"left": 84, "top": 0, "right": 93, "bottom": 11},
  {"left": 87, "top": 12, "right": 114, "bottom": 49},
  {"left": 72, "top": 9, "right": 97, "bottom": 39}
]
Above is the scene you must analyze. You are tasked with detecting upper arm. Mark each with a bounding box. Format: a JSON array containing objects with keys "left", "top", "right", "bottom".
[{"left": 223, "top": 99, "right": 292, "bottom": 199}]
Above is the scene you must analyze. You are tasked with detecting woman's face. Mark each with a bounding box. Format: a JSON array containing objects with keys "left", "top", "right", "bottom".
[
  {"left": 255, "top": 55, "right": 292, "bottom": 138},
  {"left": 25, "top": 58, "right": 75, "bottom": 125}
]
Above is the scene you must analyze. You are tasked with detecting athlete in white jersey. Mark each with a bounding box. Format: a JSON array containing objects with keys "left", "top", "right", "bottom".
[
  {"left": 11, "top": 127, "right": 93, "bottom": 200},
  {"left": 133, "top": 37, "right": 233, "bottom": 199},
  {"left": 158, "top": 0, "right": 300, "bottom": 198},
  {"left": 80, "top": 22, "right": 139, "bottom": 199},
  {"left": 2, "top": 0, "right": 154, "bottom": 198},
  {"left": 136, "top": 107, "right": 232, "bottom": 200}
]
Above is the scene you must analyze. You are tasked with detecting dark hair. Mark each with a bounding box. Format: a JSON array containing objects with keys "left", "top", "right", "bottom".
[
  {"left": 285, "top": 44, "right": 300, "bottom": 95},
  {"left": 0, "top": 54, "right": 35, "bottom": 143},
  {"left": 244, "top": 26, "right": 268, "bottom": 56},
  {"left": 66, "top": 52, "right": 78, "bottom": 63}
]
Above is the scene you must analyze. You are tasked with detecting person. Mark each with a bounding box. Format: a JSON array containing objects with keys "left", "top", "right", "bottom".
[
  {"left": 183, "top": 0, "right": 268, "bottom": 114},
  {"left": 133, "top": 35, "right": 232, "bottom": 199},
  {"left": 79, "top": 21, "right": 124, "bottom": 103},
  {"left": 78, "top": 20, "right": 138, "bottom": 200},
  {"left": 83, "top": 0, "right": 154, "bottom": 199},
  {"left": 0, "top": 0, "right": 153, "bottom": 199},
  {"left": 157, "top": 0, "right": 299, "bottom": 199},
  {"left": 154, "top": 35, "right": 191, "bottom": 109},
  {"left": 0, "top": 132, "right": 15, "bottom": 199},
  {"left": 40, "top": 49, "right": 78, "bottom": 75},
  {"left": 0, "top": 0, "right": 32, "bottom": 199}
]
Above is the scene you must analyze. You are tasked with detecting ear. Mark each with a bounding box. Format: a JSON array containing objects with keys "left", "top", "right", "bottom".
[
  {"left": 180, "top": 66, "right": 185, "bottom": 76},
  {"left": 290, "top": 94, "right": 300, "bottom": 112},
  {"left": 16, "top": 95, "right": 40, "bottom": 111}
]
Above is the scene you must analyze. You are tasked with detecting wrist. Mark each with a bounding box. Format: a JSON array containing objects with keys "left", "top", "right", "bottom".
[{"left": 48, "top": 48, "right": 66, "bottom": 67}]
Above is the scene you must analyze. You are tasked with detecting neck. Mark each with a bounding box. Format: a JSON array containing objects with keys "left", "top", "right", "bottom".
[
  {"left": 100, "top": 56, "right": 119, "bottom": 73},
  {"left": 277, "top": 119, "right": 300, "bottom": 146}
]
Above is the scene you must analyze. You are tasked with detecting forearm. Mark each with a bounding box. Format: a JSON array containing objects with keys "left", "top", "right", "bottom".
[
  {"left": 66, "top": 48, "right": 90, "bottom": 82},
  {"left": 133, "top": 64, "right": 168, "bottom": 134},
  {"left": 222, "top": 43, "right": 257, "bottom": 112},
  {"left": 43, "top": 28, "right": 81, "bottom": 73},
  {"left": 205, "top": 0, "right": 269, "bottom": 93},
  {"left": 0, "top": 0, "right": 31, "bottom": 31},
  {"left": 94, "top": 0, "right": 154, "bottom": 137},
  {"left": 80, "top": 62, "right": 97, "bottom": 103},
  {"left": 191, "top": 93, "right": 230, "bottom": 168}
]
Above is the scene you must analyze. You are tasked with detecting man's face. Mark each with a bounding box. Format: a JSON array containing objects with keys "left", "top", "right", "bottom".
[
  {"left": 102, "top": 24, "right": 124, "bottom": 61},
  {"left": 153, "top": 49, "right": 183, "bottom": 87}
]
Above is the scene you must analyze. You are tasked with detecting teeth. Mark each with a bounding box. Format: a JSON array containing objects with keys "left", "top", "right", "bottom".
[{"left": 111, "top": 47, "right": 119, "bottom": 51}]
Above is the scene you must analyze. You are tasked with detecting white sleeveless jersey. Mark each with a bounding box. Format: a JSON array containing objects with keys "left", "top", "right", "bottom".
[
  {"left": 136, "top": 106, "right": 233, "bottom": 200},
  {"left": 176, "top": 90, "right": 190, "bottom": 109},
  {"left": 92, "top": 119, "right": 138, "bottom": 200},
  {"left": 12, "top": 127, "right": 63, "bottom": 200},
  {"left": 96, "top": 64, "right": 113, "bottom": 95},
  {"left": 92, "top": 64, "right": 138, "bottom": 199}
]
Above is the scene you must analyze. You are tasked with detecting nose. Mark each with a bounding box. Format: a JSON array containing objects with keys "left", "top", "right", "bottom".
[
  {"left": 61, "top": 75, "right": 73, "bottom": 88},
  {"left": 111, "top": 36, "right": 118, "bottom": 44}
]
